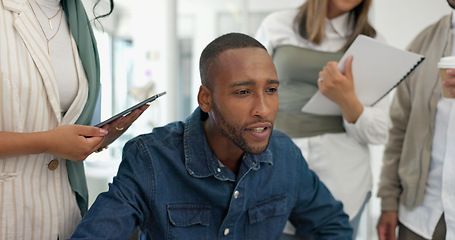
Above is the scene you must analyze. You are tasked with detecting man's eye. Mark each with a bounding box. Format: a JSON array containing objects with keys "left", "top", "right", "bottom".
[
  {"left": 266, "top": 88, "right": 278, "bottom": 93},
  {"left": 236, "top": 90, "right": 250, "bottom": 95}
]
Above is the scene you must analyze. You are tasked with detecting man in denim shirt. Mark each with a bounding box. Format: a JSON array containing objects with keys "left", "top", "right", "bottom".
[{"left": 71, "top": 33, "right": 352, "bottom": 240}]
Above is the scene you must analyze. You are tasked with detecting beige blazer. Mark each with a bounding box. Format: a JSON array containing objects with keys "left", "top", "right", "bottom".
[
  {"left": 378, "top": 14, "right": 453, "bottom": 211},
  {"left": 0, "top": 0, "right": 89, "bottom": 239}
]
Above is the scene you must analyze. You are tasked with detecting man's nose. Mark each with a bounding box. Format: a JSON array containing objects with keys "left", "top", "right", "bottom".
[{"left": 252, "top": 93, "right": 271, "bottom": 117}]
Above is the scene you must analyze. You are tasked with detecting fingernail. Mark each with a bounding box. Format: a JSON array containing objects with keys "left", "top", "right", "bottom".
[{"left": 100, "top": 129, "right": 108, "bottom": 135}]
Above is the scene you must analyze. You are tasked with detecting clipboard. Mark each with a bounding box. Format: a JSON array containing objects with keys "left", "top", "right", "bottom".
[
  {"left": 94, "top": 91, "right": 166, "bottom": 127},
  {"left": 301, "top": 35, "right": 425, "bottom": 115}
]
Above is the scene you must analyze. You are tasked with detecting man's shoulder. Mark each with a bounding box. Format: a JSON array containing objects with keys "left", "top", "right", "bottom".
[
  {"left": 408, "top": 14, "right": 451, "bottom": 52},
  {"left": 125, "top": 120, "right": 185, "bottom": 150}
]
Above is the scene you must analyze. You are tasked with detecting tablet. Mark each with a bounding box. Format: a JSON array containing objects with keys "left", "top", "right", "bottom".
[{"left": 94, "top": 91, "right": 166, "bottom": 127}]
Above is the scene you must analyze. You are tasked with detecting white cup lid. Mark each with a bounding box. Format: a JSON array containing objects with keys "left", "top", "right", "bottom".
[{"left": 438, "top": 56, "right": 455, "bottom": 68}]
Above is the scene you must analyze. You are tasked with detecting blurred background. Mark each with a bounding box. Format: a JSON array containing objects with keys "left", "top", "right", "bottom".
[{"left": 82, "top": 0, "right": 451, "bottom": 239}]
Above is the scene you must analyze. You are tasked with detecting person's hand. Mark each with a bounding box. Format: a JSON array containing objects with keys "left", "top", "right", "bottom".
[
  {"left": 97, "top": 104, "right": 149, "bottom": 150},
  {"left": 377, "top": 211, "right": 398, "bottom": 240},
  {"left": 318, "top": 56, "right": 363, "bottom": 123},
  {"left": 443, "top": 69, "right": 455, "bottom": 97},
  {"left": 43, "top": 124, "right": 108, "bottom": 161}
]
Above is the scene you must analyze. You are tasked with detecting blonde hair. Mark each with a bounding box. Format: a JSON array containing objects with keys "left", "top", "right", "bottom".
[{"left": 294, "top": 0, "right": 376, "bottom": 52}]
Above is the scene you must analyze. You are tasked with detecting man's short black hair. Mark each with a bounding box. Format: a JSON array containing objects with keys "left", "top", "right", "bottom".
[{"left": 199, "top": 32, "right": 267, "bottom": 89}]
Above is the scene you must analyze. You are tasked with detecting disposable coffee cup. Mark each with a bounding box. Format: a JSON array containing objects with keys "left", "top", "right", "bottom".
[{"left": 438, "top": 56, "right": 455, "bottom": 98}]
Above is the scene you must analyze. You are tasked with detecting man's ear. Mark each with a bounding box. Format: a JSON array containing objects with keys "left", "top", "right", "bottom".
[{"left": 198, "top": 85, "right": 212, "bottom": 112}]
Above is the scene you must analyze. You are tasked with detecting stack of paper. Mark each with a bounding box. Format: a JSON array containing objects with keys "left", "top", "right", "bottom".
[{"left": 301, "top": 35, "right": 425, "bottom": 115}]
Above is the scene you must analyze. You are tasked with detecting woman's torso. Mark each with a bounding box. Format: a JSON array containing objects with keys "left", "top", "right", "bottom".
[
  {"left": 255, "top": 9, "right": 386, "bottom": 218},
  {"left": 0, "top": 1, "right": 88, "bottom": 238}
]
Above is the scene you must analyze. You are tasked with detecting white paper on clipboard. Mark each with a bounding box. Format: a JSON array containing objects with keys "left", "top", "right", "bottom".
[{"left": 301, "top": 35, "right": 424, "bottom": 116}]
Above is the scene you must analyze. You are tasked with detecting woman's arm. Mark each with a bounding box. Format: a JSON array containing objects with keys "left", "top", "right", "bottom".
[
  {"left": 318, "top": 56, "right": 364, "bottom": 123},
  {"left": 318, "top": 56, "right": 390, "bottom": 144}
]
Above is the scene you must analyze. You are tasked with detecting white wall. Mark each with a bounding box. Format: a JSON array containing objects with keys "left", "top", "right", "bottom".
[{"left": 372, "top": 0, "right": 451, "bottom": 49}]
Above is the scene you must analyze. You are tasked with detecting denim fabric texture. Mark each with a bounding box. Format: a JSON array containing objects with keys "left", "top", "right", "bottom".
[{"left": 71, "top": 108, "right": 352, "bottom": 240}]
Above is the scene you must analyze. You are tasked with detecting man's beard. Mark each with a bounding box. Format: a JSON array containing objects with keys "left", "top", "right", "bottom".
[{"left": 211, "top": 102, "right": 270, "bottom": 154}]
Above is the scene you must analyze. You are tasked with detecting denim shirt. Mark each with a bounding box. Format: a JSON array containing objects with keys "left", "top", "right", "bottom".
[{"left": 71, "top": 108, "right": 352, "bottom": 240}]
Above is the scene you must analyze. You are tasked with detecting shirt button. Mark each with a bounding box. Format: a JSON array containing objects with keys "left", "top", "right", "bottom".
[
  {"left": 234, "top": 190, "right": 240, "bottom": 199},
  {"left": 48, "top": 159, "right": 59, "bottom": 171},
  {"left": 217, "top": 168, "right": 221, "bottom": 173},
  {"left": 224, "top": 228, "right": 230, "bottom": 236}
]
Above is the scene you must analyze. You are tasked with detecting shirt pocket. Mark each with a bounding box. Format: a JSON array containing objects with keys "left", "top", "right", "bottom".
[
  {"left": 246, "top": 194, "right": 288, "bottom": 239},
  {"left": 167, "top": 203, "right": 211, "bottom": 240}
]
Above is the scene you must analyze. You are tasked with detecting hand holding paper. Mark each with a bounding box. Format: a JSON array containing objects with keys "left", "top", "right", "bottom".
[
  {"left": 318, "top": 56, "right": 364, "bottom": 123},
  {"left": 302, "top": 35, "right": 425, "bottom": 115}
]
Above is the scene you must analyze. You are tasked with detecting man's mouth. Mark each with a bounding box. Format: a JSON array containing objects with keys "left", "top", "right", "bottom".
[{"left": 252, "top": 127, "right": 266, "bottom": 133}]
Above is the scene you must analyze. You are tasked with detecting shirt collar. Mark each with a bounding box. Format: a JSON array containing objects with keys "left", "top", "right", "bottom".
[
  {"left": 325, "top": 11, "right": 353, "bottom": 38},
  {"left": 183, "top": 108, "right": 273, "bottom": 181}
]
